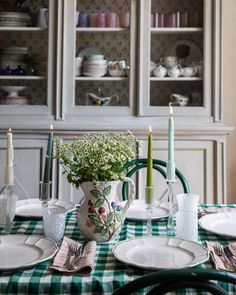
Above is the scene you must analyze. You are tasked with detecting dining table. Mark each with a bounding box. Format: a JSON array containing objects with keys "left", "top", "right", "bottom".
[{"left": 0, "top": 204, "right": 236, "bottom": 295}]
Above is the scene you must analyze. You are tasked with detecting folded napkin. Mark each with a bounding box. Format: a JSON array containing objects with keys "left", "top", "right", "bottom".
[
  {"left": 205, "top": 241, "right": 236, "bottom": 272},
  {"left": 50, "top": 236, "right": 97, "bottom": 274},
  {"left": 198, "top": 207, "right": 236, "bottom": 218}
]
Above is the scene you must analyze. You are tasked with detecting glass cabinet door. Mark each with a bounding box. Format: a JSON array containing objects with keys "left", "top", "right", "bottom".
[
  {"left": 0, "top": 0, "right": 56, "bottom": 117},
  {"left": 138, "top": 0, "right": 213, "bottom": 118},
  {"left": 63, "top": 0, "right": 136, "bottom": 117}
]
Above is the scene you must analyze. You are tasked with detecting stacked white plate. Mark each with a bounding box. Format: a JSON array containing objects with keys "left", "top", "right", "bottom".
[
  {"left": 75, "top": 57, "right": 83, "bottom": 76},
  {"left": 0, "top": 12, "right": 31, "bottom": 27},
  {"left": 0, "top": 46, "right": 29, "bottom": 71},
  {"left": 82, "top": 59, "right": 108, "bottom": 77}
]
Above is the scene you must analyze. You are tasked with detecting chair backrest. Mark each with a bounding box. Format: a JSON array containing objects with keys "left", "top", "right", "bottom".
[
  {"left": 122, "top": 158, "right": 190, "bottom": 200},
  {"left": 113, "top": 268, "right": 236, "bottom": 295}
]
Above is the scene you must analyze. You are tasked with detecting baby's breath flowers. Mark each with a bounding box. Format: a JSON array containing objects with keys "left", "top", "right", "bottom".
[{"left": 55, "top": 132, "right": 139, "bottom": 188}]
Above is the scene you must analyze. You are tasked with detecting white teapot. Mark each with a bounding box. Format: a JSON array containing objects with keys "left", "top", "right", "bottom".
[
  {"left": 167, "top": 65, "right": 183, "bottom": 78},
  {"left": 153, "top": 65, "right": 167, "bottom": 78}
]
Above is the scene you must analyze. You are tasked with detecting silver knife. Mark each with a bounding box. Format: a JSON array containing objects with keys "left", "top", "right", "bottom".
[{"left": 223, "top": 245, "right": 236, "bottom": 270}]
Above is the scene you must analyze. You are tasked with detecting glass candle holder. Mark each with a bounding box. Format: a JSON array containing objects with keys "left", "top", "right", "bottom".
[
  {"left": 145, "top": 186, "right": 157, "bottom": 236},
  {"left": 39, "top": 181, "right": 52, "bottom": 202}
]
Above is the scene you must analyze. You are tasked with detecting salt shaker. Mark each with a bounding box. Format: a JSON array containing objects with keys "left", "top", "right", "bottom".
[{"left": 176, "top": 193, "right": 199, "bottom": 242}]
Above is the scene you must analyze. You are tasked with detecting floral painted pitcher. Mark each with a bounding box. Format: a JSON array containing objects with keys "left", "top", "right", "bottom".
[{"left": 78, "top": 178, "right": 135, "bottom": 243}]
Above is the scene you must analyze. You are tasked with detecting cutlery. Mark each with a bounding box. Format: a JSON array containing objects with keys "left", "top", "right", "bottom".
[
  {"left": 213, "top": 243, "right": 234, "bottom": 271},
  {"left": 223, "top": 245, "right": 236, "bottom": 270}
]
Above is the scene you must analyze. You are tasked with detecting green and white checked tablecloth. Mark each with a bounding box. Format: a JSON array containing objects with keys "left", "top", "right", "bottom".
[{"left": 0, "top": 204, "right": 236, "bottom": 295}]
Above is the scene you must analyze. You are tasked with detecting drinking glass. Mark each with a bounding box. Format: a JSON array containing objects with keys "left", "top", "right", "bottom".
[{"left": 43, "top": 207, "right": 67, "bottom": 243}]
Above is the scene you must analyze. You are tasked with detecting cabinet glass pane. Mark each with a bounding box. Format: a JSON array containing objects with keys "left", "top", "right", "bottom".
[
  {"left": 150, "top": 0, "right": 204, "bottom": 108},
  {"left": 0, "top": 1, "right": 50, "bottom": 107},
  {"left": 75, "top": 0, "right": 132, "bottom": 107}
]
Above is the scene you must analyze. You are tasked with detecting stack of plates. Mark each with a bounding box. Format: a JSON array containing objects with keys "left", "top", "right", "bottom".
[
  {"left": 75, "top": 57, "right": 83, "bottom": 76},
  {"left": 82, "top": 57, "right": 108, "bottom": 77},
  {"left": 0, "top": 12, "right": 31, "bottom": 27},
  {"left": 0, "top": 46, "right": 29, "bottom": 71}
]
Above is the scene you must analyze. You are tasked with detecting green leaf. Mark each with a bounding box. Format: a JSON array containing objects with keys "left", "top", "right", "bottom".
[
  {"left": 90, "top": 189, "right": 103, "bottom": 199},
  {"left": 94, "top": 197, "right": 105, "bottom": 208},
  {"left": 103, "top": 186, "right": 111, "bottom": 196},
  {"left": 116, "top": 212, "right": 122, "bottom": 223},
  {"left": 101, "top": 227, "right": 108, "bottom": 236},
  {"left": 94, "top": 225, "right": 105, "bottom": 233},
  {"left": 88, "top": 214, "right": 101, "bottom": 227},
  {"left": 107, "top": 212, "right": 114, "bottom": 226}
]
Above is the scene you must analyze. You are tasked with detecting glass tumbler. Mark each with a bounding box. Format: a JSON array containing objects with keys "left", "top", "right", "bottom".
[{"left": 43, "top": 207, "right": 67, "bottom": 243}]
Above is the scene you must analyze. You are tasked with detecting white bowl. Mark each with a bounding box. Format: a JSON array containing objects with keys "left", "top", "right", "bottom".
[
  {"left": 0, "top": 86, "right": 27, "bottom": 98},
  {"left": 108, "top": 69, "right": 124, "bottom": 77}
]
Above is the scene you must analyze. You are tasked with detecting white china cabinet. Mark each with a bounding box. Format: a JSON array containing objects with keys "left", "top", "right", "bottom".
[{"left": 0, "top": 0, "right": 231, "bottom": 203}]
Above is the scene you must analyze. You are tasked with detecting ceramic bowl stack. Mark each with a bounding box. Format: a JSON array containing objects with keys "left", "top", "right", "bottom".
[
  {"left": 82, "top": 55, "right": 107, "bottom": 77},
  {"left": 75, "top": 57, "right": 83, "bottom": 76},
  {"left": 0, "top": 12, "right": 31, "bottom": 27},
  {"left": 0, "top": 46, "right": 29, "bottom": 72}
]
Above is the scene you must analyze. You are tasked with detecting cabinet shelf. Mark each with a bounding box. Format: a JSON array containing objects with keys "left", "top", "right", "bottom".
[
  {"left": 0, "top": 27, "right": 47, "bottom": 32},
  {"left": 75, "top": 77, "right": 128, "bottom": 81},
  {"left": 151, "top": 27, "right": 203, "bottom": 34},
  {"left": 0, "top": 76, "right": 46, "bottom": 80},
  {"left": 76, "top": 27, "right": 129, "bottom": 33},
  {"left": 150, "top": 77, "right": 203, "bottom": 81}
]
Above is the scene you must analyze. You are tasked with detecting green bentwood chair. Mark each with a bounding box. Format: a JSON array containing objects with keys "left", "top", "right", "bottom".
[
  {"left": 113, "top": 268, "right": 236, "bottom": 295},
  {"left": 122, "top": 158, "right": 190, "bottom": 200}
]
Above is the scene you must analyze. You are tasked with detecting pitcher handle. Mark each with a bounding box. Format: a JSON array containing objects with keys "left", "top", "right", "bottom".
[
  {"left": 110, "top": 95, "right": 120, "bottom": 105},
  {"left": 122, "top": 177, "right": 135, "bottom": 217}
]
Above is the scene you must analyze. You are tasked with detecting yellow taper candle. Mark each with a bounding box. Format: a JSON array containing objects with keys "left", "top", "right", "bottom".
[{"left": 4, "top": 128, "right": 14, "bottom": 186}]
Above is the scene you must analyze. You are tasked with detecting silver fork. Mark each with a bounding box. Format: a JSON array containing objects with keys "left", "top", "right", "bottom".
[
  {"left": 64, "top": 243, "right": 79, "bottom": 270},
  {"left": 213, "top": 243, "right": 233, "bottom": 270}
]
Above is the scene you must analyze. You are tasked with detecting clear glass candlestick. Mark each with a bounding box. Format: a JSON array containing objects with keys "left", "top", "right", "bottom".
[
  {"left": 167, "top": 181, "right": 175, "bottom": 236},
  {"left": 145, "top": 186, "right": 156, "bottom": 236}
]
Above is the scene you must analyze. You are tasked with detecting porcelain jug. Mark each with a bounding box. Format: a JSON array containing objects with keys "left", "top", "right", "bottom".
[
  {"left": 167, "top": 65, "right": 183, "bottom": 78},
  {"left": 78, "top": 178, "right": 135, "bottom": 243},
  {"left": 153, "top": 65, "right": 167, "bottom": 77},
  {"left": 37, "top": 8, "right": 48, "bottom": 28}
]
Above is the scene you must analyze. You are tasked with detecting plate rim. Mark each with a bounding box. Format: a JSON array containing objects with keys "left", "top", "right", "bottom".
[
  {"left": 199, "top": 211, "right": 236, "bottom": 238},
  {"left": 112, "top": 236, "right": 209, "bottom": 270},
  {"left": 15, "top": 198, "right": 76, "bottom": 218},
  {"left": 164, "top": 39, "right": 202, "bottom": 62},
  {"left": 0, "top": 234, "right": 58, "bottom": 271}
]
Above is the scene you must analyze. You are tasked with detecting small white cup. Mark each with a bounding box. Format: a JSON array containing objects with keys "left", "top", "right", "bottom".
[
  {"left": 43, "top": 207, "right": 67, "bottom": 243},
  {"left": 182, "top": 66, "right": 197, "bottom": 77}
]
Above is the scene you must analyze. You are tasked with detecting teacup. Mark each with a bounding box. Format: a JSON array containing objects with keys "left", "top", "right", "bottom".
[
  {"left": 160, "top": 56, "right": 179, "bottom": 68},
  {"left": 167, "top": 65, "right": 183, "bottom": 78},
  {"left": 182, "top": 66, "right": 197, "bottom": 77}
]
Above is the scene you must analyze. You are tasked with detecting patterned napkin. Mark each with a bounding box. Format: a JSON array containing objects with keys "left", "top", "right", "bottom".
[
  {"left": 205, "top": 241, "right": 236, "bottom": 272},
  {"left": 198, "top": 207, "right": 236, "bottom": 218},
  {"left": 50, "top": 237, "right": 97, "bottom": 274}
]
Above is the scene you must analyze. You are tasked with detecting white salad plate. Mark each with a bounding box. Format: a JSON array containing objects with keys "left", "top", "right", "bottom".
[
  {"left": 164, "top": 40, "right": 202, "bottom": 64},
  {"left": 15, "top": 198, "right": 75, "bottom": 218},
  {"left": 125, "top": 199, "right": 177, "bottom": 220},
  {"left": 199, "top": 212, "right": 236, "bottom": 238},
  {"left": 0, "top": 235, "right": 58, "bottom": 271},
  {"left": 112, "top": 236, "right": 209, "bottom": 270}
]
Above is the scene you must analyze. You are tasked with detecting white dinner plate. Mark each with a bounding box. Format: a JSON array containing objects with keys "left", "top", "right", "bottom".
[
  {"left": 199, "top": 212, "right": 236, "bottom": 238},
  {"left": 15, "top": 198, "right": 76, "bottom": 218},
  {"left": 0, "top": 234, "right": 58, "bottom": 271},
  {"left": 113, "top": 236, "right": 209, "bottom": 270},
  {"left": 164, "top": 40, "right": 202, "bottom": 64},
  {"left": 125, "top": 199, "right": 177, "bottom": 220}
]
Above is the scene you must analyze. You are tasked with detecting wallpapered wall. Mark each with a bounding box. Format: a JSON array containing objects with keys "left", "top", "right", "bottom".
[{"left": 222, "top": 0, "right": 236, "bottom": 203}]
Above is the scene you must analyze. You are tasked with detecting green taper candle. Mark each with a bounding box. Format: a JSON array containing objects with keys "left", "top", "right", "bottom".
[
  {"left": 146, "top": 126, "right": 153, "bottom": 204},
  {"left": 43, "top": 124, "right": 53, "bottom": 184},
  {"left": 167, "top": 103, "right": 175, "bottom": 182}
]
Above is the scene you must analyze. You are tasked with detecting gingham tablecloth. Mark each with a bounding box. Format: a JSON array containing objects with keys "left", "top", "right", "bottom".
[{"left": 0, "top": 204, "right": 236, "bottom": 295}]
